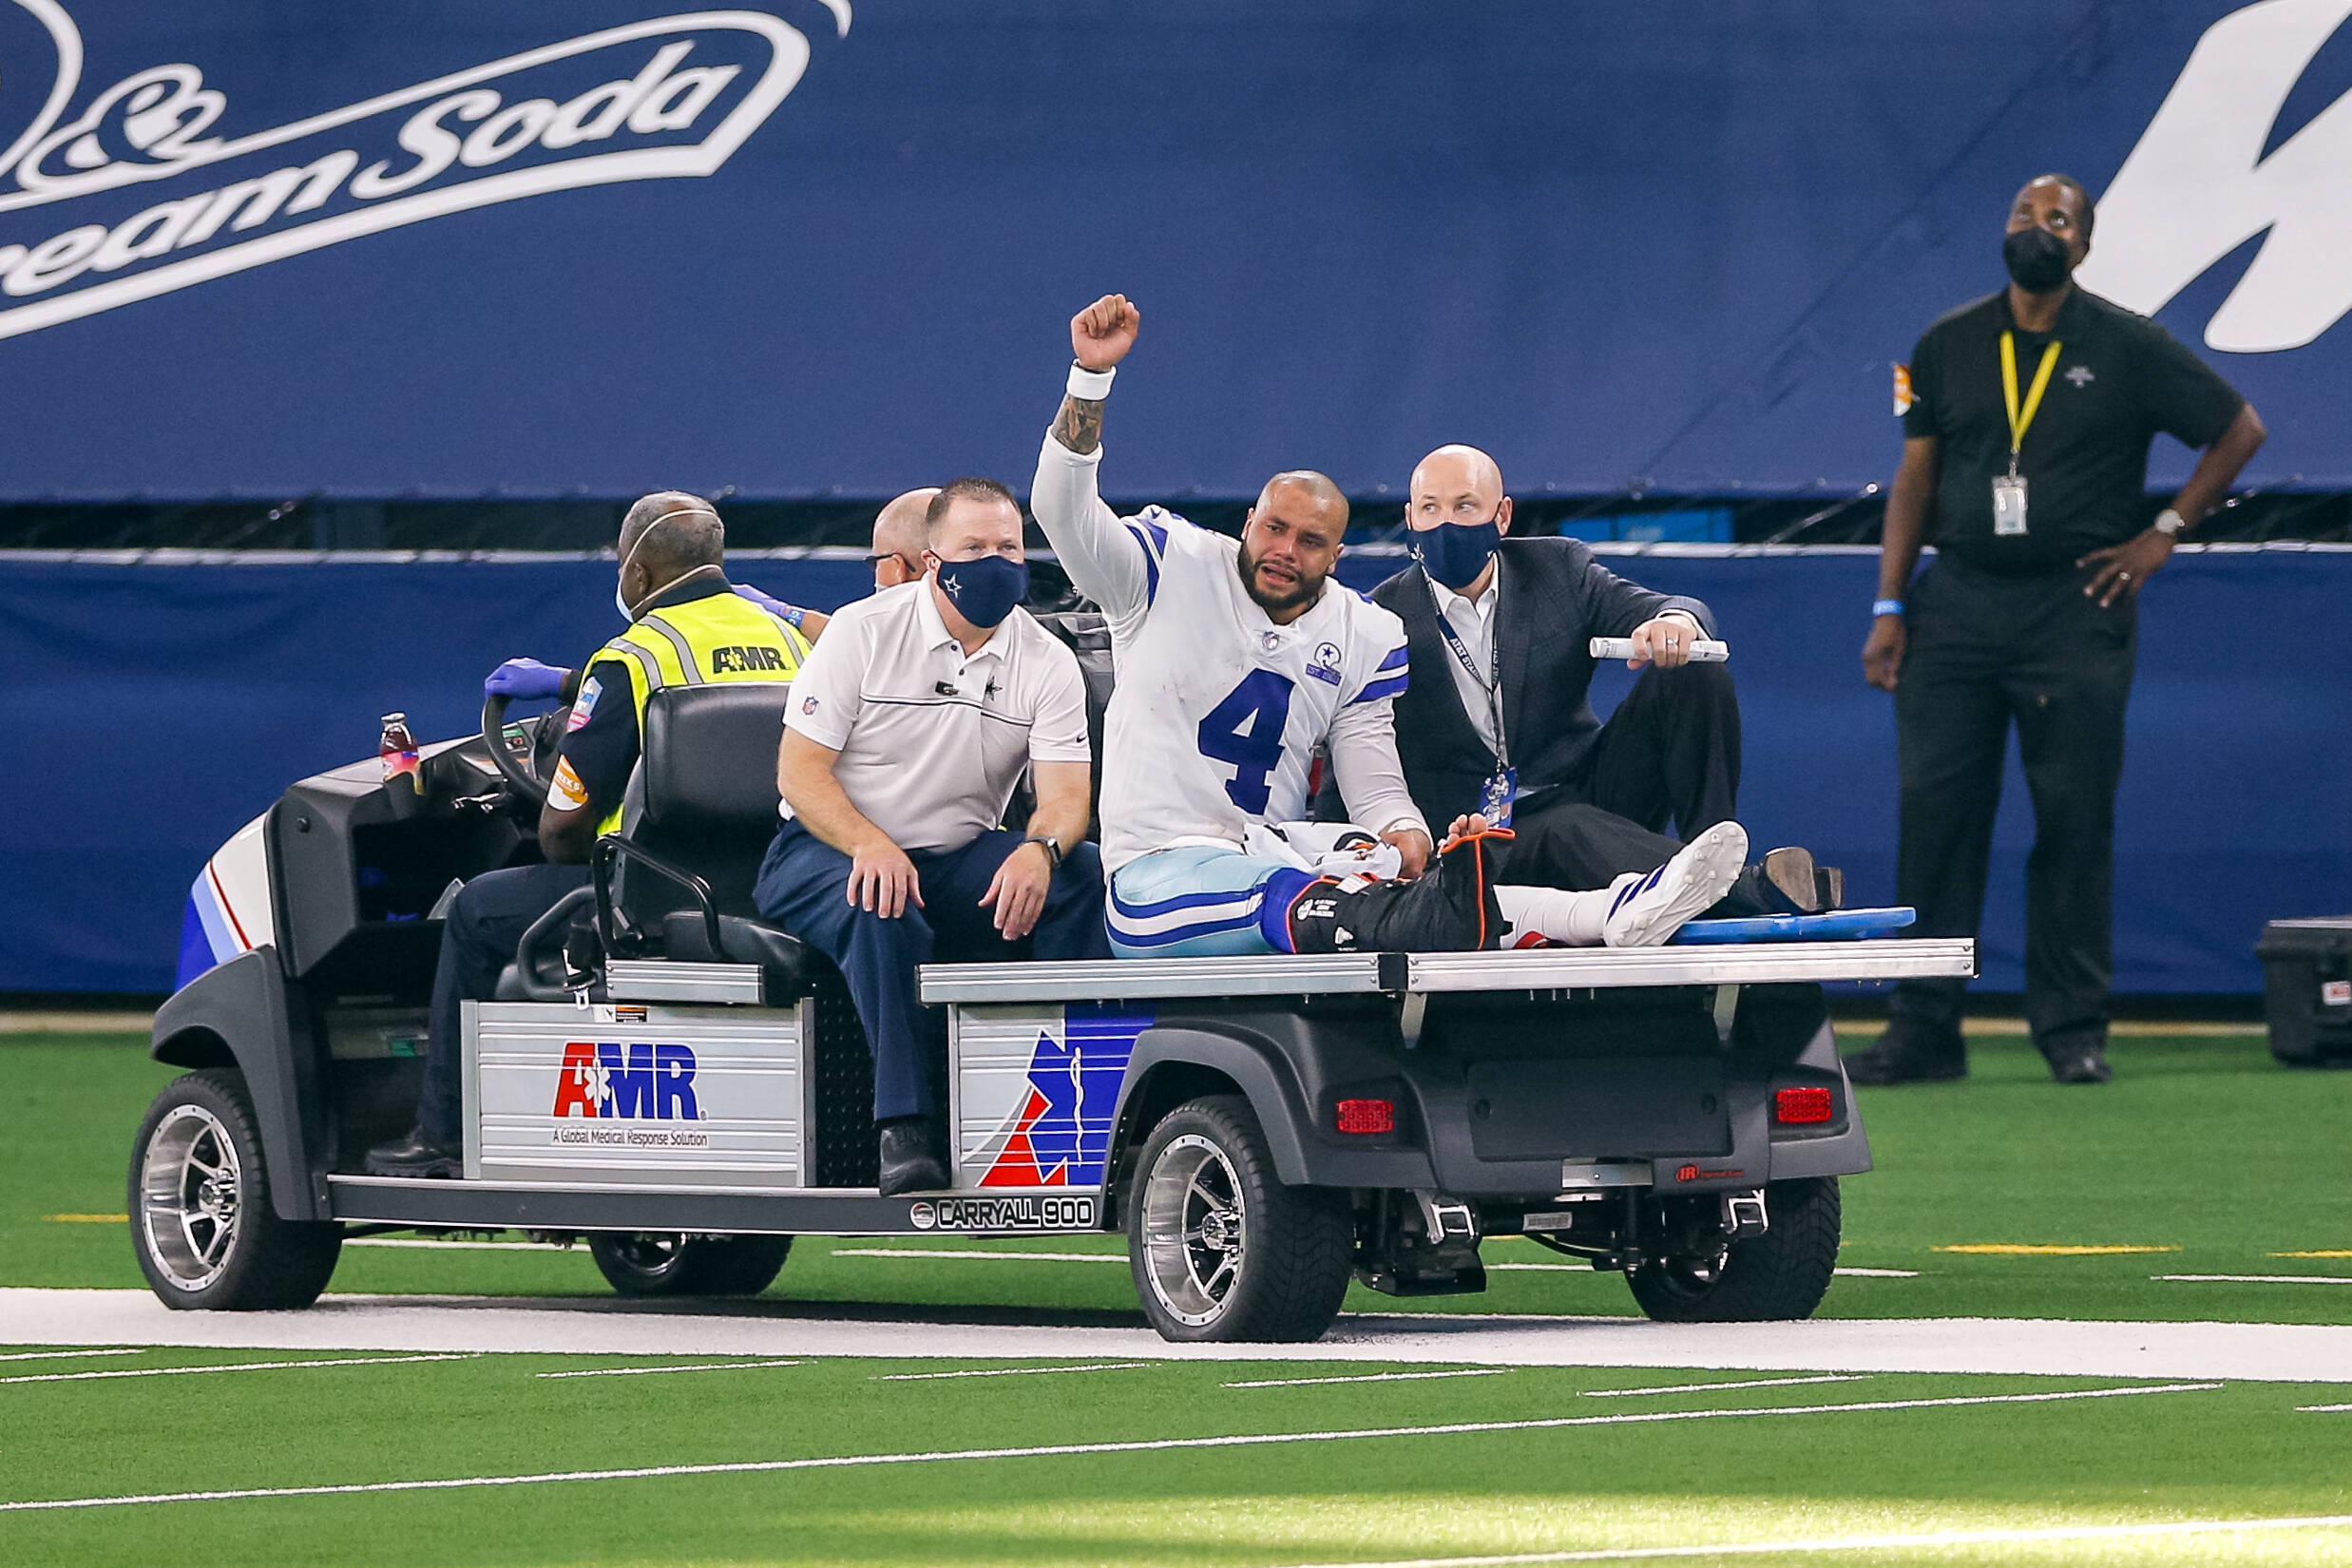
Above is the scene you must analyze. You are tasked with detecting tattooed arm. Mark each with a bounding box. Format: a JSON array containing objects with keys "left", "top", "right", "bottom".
[{"left": 1034, "top": 294, "right": 1155, "bottom": 621}]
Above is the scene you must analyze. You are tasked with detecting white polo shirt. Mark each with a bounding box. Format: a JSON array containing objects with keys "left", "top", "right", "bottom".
[{"left": 781, "top": 579, "right": 1092, "bottom": 853}]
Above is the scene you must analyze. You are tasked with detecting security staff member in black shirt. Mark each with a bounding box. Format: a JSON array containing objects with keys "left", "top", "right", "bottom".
[{"left": 1848, "top": 173, "right": 2266, "bottom": 1086}]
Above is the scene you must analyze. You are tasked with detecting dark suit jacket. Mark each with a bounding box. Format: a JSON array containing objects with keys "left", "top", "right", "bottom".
[{"left": 1372, "top": 538, "right": 1715, "bottom": 828}]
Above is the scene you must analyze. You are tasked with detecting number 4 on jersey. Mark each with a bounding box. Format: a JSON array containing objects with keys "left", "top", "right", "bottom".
[{"left": 1197, "top": 670, "right": 1295, "bottom": 814}]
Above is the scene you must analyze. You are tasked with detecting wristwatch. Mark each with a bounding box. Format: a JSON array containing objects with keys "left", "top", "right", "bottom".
[
  {"left": 1023, "top": 833, "right": 1063, "bottom": 870},
  {"left": 2152, "top": 507, "right": 2188, "bottom": 537}
]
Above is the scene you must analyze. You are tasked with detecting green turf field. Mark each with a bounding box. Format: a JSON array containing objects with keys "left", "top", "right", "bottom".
[
  {"left": 5, "top": 1029, "right": 2350, "bottom": 1566},
  {"left": 2, "top": 1346, "right": 2348, "bottom": 1566},
  {"left": 8, "top": 1031, "right": 2347, "bottom": 1323}
]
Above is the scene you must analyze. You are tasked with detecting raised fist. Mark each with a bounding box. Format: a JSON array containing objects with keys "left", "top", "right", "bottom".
[{"left": 1071, "top": 294, "right": 1141, "bottom": 372}]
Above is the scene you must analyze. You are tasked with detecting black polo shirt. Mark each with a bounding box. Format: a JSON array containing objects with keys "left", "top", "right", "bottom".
[{"left": 1899, "top": 287, "right": 2244, "bottom": 575}]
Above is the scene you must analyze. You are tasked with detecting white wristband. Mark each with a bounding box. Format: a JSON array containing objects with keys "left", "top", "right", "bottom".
[{"left": 1067, "top": 360, "right": 1116, "bottom": 401}]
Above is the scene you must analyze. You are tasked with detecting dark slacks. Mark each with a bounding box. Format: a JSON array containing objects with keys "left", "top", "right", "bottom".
[
  {"left": 754, "top": 821, "right": 1111, "bottom": 1121},
  {"left": 417, "top": 861, "right": 590, "bottom": 1144},
  {"left": 1563, "top": 660, "right": 1743, "bottom": 837},
  {"left": 1494, "top": 661, "right": 1766, "bottom": 908},
  {"left": 1889, "top": 557, "right": 2136, "bottom": 1057}
]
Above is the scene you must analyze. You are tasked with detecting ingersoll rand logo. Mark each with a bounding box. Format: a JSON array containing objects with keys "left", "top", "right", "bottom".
[
  {"left": 551, "top": 1042, "right": 701, "bottom": 1120},
  {"left": 0, "top": 2, "right": 850, "bottom": 340}
]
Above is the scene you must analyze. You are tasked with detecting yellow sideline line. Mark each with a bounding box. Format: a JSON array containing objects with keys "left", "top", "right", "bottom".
[
  {"left": 1934, "top": 1243, "right": 2179, "bottom": 1256},
  {"left": 44, "top": 1214, "right": 127, "bottom": 1224}
]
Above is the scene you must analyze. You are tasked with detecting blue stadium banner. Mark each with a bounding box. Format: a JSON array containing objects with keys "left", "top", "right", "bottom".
[{"left": 1, "top": 1, "right": 2347, "bottom": 499}]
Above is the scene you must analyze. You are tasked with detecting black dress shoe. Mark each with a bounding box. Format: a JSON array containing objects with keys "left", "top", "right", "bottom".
[
  {"left": 364, "top": 1128, "right": 461, "bottom": 1178},
  {"left": 1843, "top": 1026, "right": 1967, "bottom": 1085},
  {"left": 2044, "top": 1042, "right": 2113, "bottom": 1084},
  {"left": 877, "top": 1119, "right": 948, "bottom": 1196},
  {"left": 1761, "top": 847, "right": 1826, "bottom": 914}
]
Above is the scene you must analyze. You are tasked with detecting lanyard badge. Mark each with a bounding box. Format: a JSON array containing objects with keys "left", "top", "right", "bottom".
[
  {"left": 1996, "top": 330, "right": 2061, "bottom": 538},
  {"left": 1433, "top": 602, "right": 1516, "bottom": 827}
]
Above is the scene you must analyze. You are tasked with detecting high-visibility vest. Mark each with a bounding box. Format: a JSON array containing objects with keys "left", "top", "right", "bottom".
[{"left": 588, "top": 585, "right": 811, "bottom": 835}]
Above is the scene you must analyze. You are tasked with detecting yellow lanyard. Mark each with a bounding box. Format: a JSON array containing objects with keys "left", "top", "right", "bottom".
[{"left": 1999, "top": 330, "right": 2061, "bottom": 470}]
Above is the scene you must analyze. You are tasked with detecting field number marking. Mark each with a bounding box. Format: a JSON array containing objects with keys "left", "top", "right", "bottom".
[
  {"left": 1225, "top": 1370, "right": 1509, "bottom": 1388},
  {"left": 877, "top": 1362, "right": 1151, "bottom": 1382},
  {"left": 1582, "top": 1375, "right": 1870, "bottom": 1398},
  {"left": 538, "top": 1360, "right": 800, "bottom": 1380},
  {"left": 0, "top": 1382, "right": 2220, "bottom": 1513}
]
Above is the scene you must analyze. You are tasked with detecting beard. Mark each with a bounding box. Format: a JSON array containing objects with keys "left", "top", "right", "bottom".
[{"left": 1234, "top": 535, "right": 1321, "bottom": 616}]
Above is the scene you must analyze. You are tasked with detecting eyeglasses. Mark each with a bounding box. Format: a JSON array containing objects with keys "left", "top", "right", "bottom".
[{"left": 864, "top": 553, "right": 921, "bottom": 574}]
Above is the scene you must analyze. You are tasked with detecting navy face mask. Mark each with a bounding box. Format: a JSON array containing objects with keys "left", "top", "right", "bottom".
[
  {"left": 1412, "top": 515, "right": 1503, "bottom": 591},
  {"left": 932, "top": 552, "right": 1029, "bottom": 628}
]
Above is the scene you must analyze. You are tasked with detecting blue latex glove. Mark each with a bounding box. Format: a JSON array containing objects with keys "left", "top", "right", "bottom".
[
  {"left": 735, "top": 583, "right": 806, "bottom": 628},
  {"left": 483, "top": 658, "right": 569, "bottom": 700}
]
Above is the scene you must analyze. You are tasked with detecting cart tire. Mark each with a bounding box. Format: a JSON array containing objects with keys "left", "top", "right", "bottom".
[
  {"left": 1126, "top": 1094, "right": 1351, "bottom": 1343},
  {"left": 587, "top": 1233, "right": 792, "bottom": 1297},
  {"left": 128, "top": 1068, "right": 342, "bottom": 1311},
  {"left": 1627, "top": 1176, "right": 1841, "bottom": 1323}
]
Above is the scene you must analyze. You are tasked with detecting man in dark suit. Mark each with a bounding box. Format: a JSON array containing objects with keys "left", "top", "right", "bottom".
[{"left": 1372, "top": 444, "right": 1833, "bottom": 916}]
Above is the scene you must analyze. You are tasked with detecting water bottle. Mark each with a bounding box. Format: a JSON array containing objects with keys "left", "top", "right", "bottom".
[{"left": 380, "top": 712, "right": 424, "bottom": 817}]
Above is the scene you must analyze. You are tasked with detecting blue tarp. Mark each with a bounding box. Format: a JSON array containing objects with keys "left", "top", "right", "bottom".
[
  {"left": 1, "top": 1, "right": 2346, "bottom": 498},
  {"left": 2, "top": 545, "right": 2343, "bottom": 994}
]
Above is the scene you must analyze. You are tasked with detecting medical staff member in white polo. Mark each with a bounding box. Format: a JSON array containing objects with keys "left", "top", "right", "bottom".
[{"left": 753, "top": 477, "right": 1109, "bottom": 1196}]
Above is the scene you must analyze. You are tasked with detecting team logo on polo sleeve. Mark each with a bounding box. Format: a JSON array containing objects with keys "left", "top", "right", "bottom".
[{"left": 1893, "top": 363, "right": 1915, "bottom": 416}]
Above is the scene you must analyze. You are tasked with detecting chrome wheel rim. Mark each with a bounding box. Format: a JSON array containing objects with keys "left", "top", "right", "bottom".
[
  {"left": 603, "top": 1233, "right": 689, "bottom": 1281},
  {"left": 140, "top": 1105, "right": 241, "bottom": 1292},
  {"left": 1139, "top": 1135, "right": 1246, "bottom": 1328}
]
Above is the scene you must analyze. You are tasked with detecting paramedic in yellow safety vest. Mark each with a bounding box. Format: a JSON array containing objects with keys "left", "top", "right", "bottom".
[{"left": 366, "top": 492, "right": 817, "bottom": 1178}]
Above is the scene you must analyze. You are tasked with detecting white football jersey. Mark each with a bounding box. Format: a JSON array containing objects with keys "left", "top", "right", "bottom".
[{"left": 1033, "top": 431, "right": 1425, "bottom": 870}]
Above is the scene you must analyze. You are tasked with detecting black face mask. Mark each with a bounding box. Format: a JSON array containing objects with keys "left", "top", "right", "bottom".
[{"left": 2002, "top": 225, "right": 2072, "bottom": 294}]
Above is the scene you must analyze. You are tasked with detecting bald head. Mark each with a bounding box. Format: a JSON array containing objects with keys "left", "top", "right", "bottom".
[
  {"left": 616, "top": 490, "right": 724, "bottom": 609},
  {"left": 872, "top": 488, "right": 938, "bottom": 561},
  {"left": 1409, "top": 445, "right": 1505, "bottom": 520}
]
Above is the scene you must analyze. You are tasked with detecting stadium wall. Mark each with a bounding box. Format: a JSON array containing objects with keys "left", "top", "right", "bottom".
[{"left": 1, "top": 544, "right": 2342, "bottom": 996}]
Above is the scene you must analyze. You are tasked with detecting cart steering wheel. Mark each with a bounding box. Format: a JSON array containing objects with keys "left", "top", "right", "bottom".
[{"left": 481, "top": 693, "right": 556, "bottom": 812}]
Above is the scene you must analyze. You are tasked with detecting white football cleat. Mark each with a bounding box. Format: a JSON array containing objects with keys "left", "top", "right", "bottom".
[{"left": 1600, "top": 821, "right": 1750, "bottom": 947}]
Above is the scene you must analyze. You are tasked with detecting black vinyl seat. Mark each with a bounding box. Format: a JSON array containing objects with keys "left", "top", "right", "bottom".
[
  {"left": 613, "top": 683, "right": 813, "bottom": 972},
  {"left": 497, "top": 683, "right": 815, "bottom": 997}
]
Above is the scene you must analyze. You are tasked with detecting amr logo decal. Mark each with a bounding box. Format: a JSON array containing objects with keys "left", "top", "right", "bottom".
[
  {"left": 2080, "top": 0, "right": 2352, "bottom": 351},
  {"left": 0, "top": 2, "right": 850, "bottom": 340}
]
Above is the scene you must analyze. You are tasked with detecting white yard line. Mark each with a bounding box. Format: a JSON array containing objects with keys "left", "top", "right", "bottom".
[
  {"left": 1278, "top": 1513, "right": 2352, "bottom": 1567},
  {"left": 1829, "top": 1268, "right": 1919, "bottom": 1278},
  {"left": 1582, "top": 1375, "right": 1870, "bottom": 1398},
  {"left": 0, "top": 1348, "right": 142, "bottom": 1364},
  {"left": 1226, "top": 1369, "right": 1509, "bottom": 1388},
  {"left": 876, "top": 1362, "right": 1151, "bottom": 1381},
  {"left": 8, "top": 1290, "right": 2347, "bottom": 1381},
  {"left": 830, "top": 1248, "right": 1123, "bottom": 1263},
  {"left": 2298, "top": 1404, "right": 2352, "bottom": 1412},
  {"left": 2156, "top": 1274, "right": 2352, "bottom": 1285},
  {"left": 0, "top": 1353, "right": 470, "bottom": 1386},
  {"left": 537, "top": 1360, "right": 800, "bottom": 1380},
  {"left": 0, "top": 1383, "right": 2220, "bottom": 1514}
]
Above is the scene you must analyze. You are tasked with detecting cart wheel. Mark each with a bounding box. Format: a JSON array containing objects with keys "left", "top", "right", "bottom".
[
  {"left": 128, "top": 1069, "right": 341, "bottom": 1310},
  {"left": 587, "top": 1233, "right": 792, "bottom": 1297},
  {"left": 1126, "top": 1094, "right": 1351, "bottom": 1343},
  {"left": 1627, "top": 1176, "right": 1841, "bottom": 1323}
]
